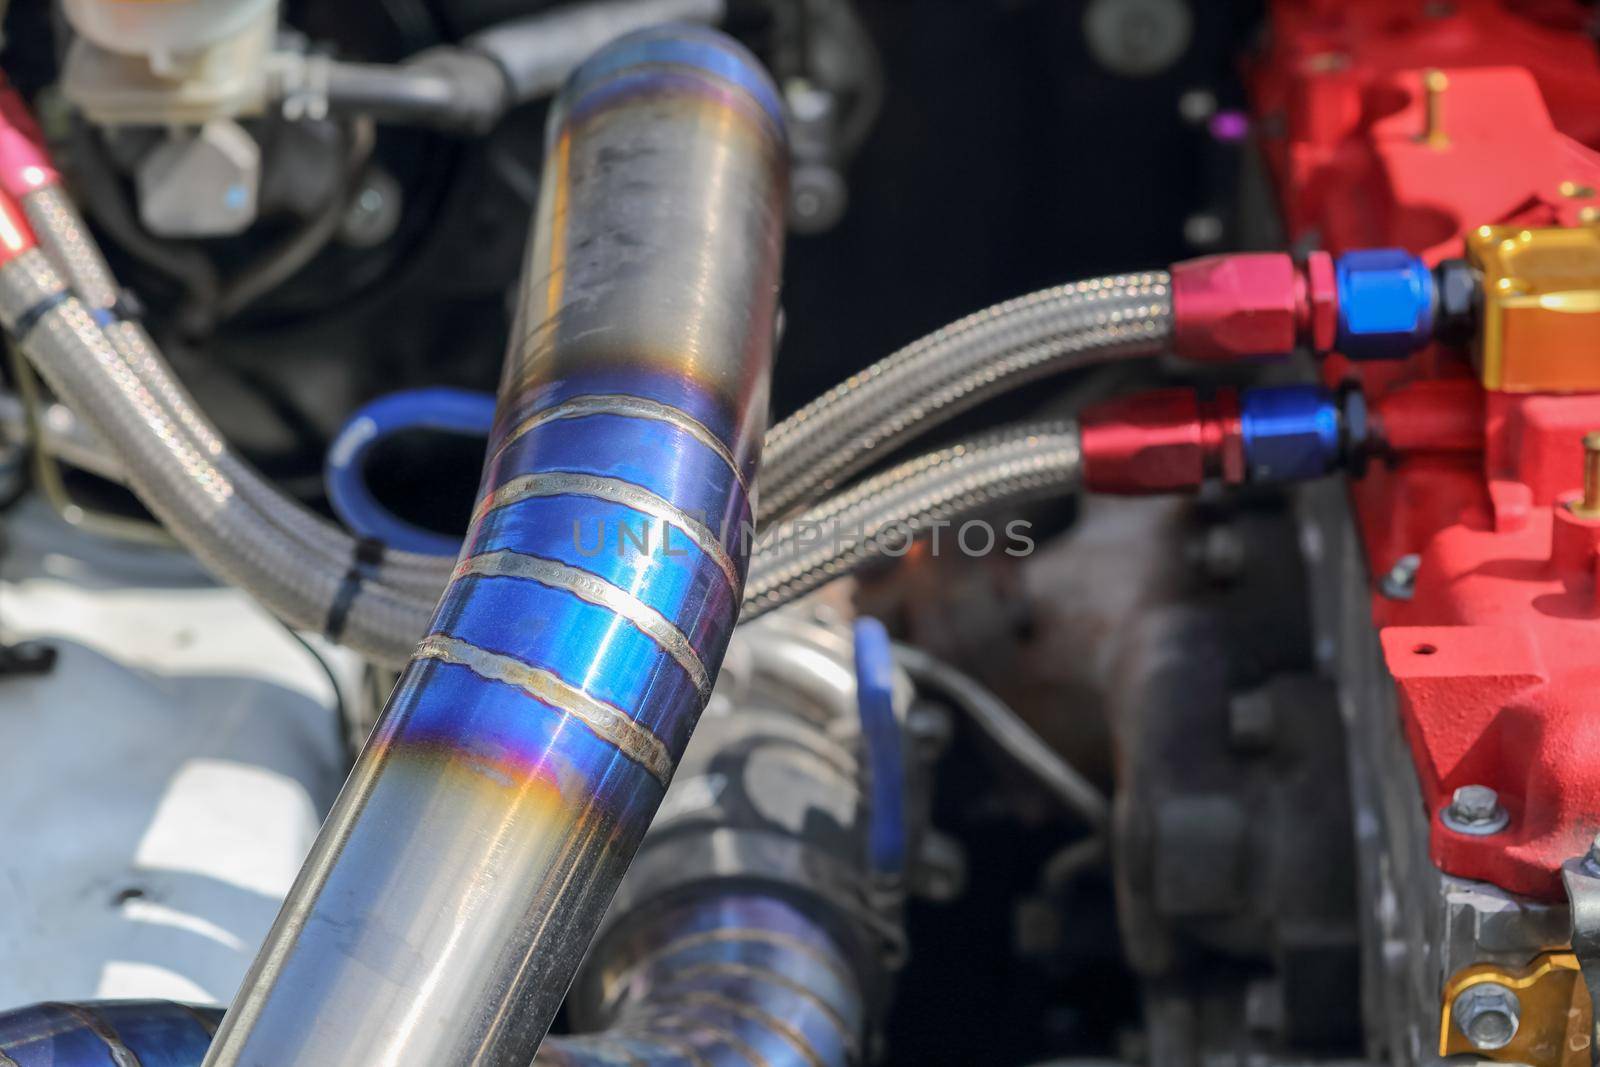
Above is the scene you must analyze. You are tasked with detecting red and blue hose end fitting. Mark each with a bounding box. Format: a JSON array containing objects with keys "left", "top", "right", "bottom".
[
  {"left": 1081, "top": 384, "right": 1352, "bottom": 494},
  {"left": 1172, "top": 248, "right": 1447, "bottom": 363}
]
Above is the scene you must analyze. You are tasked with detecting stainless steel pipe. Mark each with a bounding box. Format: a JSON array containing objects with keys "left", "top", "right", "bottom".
[
  {"left": 203, "top": 26, "right": 786, "bottom": 1066},
  {"left": 0, "top": 620, "right": 888, "bottom": 1067}
]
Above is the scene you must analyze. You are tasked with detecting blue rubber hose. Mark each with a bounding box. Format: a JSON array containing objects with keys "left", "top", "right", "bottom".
[
  {"left": 324, "top": 387, "right": 496, "bottom": 556},
  {"left": 853, "top": 615, "right": 906, "bottom": 879}
]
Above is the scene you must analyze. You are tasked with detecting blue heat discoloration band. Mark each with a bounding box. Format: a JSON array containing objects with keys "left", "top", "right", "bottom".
[
  {"left": 0, "top": 1000, "right": 221, "bottom": 1067},
  {"left": 429, "top": 574, "right": 705, "bottom": 757},
  {"left": 562, "top": 25, "right": 786, "bottom": 131},
  {"left": 492, "top": 393, "right": 751, "bottom": 496},
  {"left": 468, "top": 494, "right": 739, "bottom": 649},
  {"left": 484, "top": 411, "right": 751, "bottom": 561},
  {"left": 392, "top": 373, "right": 751, "bottom": 786},
  {"left": 497, "top": 371, "right": 764, "bottom": 488},
  {"left": 558, "top": 895, "right": 863, "bottom": 1067}
]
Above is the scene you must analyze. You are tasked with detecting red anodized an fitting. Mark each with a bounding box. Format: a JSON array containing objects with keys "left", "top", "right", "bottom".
[
  {"left": 1079, "top": 387, "right": 1245, "bottom": 494},
  {"left": 0, "top": 79, "right": 58, "bottom": 200},
  {"left": 0, "top": 185, "right": 38, "bottom": 268},
  {"left": 1171, "top": 250, "right": 1336, "bottom": 362}
]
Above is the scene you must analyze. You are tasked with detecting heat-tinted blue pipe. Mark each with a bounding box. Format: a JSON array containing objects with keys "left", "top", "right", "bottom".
[
  {"left": 203, "top": 25, "right": 787, "bottom": 1067},
  {"left": 0, "top": 1000, "right": 220, "bottom": 1067},
  {"left": 0, "top": 893, "right": 861, "bottom": 1067}
]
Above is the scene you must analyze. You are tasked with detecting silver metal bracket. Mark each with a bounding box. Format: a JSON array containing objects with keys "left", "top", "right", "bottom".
[{"left": 1559, "top": 850, "right": 1600, "bottom": 1065}]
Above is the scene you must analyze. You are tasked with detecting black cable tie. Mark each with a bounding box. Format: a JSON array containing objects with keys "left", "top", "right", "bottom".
[
  {"left": 11, "top": 290, "right": 69, "bottom": 341},
  {"left": 324, "top": 537, "right": 388, "bottom": 643}
]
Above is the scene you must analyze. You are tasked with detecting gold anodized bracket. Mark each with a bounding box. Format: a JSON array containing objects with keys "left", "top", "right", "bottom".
[{"left": 1439, "top": 953, "right": 1591, "bottom": 1065}]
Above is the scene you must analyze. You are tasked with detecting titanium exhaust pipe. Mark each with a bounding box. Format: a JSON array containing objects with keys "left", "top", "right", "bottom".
[{"left": 203, "top": 26, "right": 786, "bottom": 1065}]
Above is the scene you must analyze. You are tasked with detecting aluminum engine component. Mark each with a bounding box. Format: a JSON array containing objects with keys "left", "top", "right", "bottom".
[
  {"left": 0, "top": 503, "right": 352, "bottom": 1012},
  {"left": 136, "top": 121, "right": 261, "bottom": 238}
]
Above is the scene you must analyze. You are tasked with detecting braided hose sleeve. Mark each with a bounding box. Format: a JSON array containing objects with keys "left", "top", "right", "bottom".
[
  {"left": 23, "top": 186, "right": 456, "bottom": 599},
  {"left": 757, "top": 272, "right": 1167, "bottom": 523},
  {"left": 743, "top": 421, "right": 1081, "bottom": 620},
  {"left": 0, "top": 251, "right": 431, "bottom": 666},
  {"left": 17, "top": 188, "right": 1135, "bottom": 655}
]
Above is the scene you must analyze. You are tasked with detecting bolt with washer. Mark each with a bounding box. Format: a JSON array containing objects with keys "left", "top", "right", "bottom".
[
  {"left": 1379, "top": 553, "right": 1421, "bottom": 599},
  {"left": 1441, "top": 785, "right": 1509, "bottom": 835},
  {"left": 1451, "top": 982, "right": 1520, "bottom": 1051}
]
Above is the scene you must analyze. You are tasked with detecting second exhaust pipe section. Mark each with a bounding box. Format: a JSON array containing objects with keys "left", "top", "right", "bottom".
[{"left": 201, "top": 27, "right": 787, "bottom": 1066}]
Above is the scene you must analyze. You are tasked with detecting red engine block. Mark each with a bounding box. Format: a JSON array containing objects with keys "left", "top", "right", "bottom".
[{"left": 1252, "top": 0, "right": 1600, "bottom": 899}]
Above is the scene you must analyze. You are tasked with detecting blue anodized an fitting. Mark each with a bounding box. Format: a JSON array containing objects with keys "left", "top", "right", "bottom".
[
  {"left": 1240, "top": 385, "right": 1342, "bottom": 483},
  {"left": 1334, "top": 248, "right": 1435, "bottom": 361}
]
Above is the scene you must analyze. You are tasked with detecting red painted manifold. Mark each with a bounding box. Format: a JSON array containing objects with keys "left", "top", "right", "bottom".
[{"left": 1252, "top": 0, "right": 1600, "bottom": 900}]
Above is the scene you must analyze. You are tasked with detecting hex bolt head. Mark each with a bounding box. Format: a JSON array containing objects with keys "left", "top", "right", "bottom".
[
  {"left": 1452, "top": 982, "right": 1520, "bottom": 1051},
  {"left": 1379, "top": 553, "right": 1421, "bottom": 600},
  {"left": 1442, "top": 785, "right": 1510, "bottom": 835}
]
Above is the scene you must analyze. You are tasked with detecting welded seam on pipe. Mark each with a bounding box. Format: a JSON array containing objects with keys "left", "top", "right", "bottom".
[
  {"left": 649, "top": 991, "right": 825, "bottom": 1067},
  {"left": 600, "top": 928, "right": 859, "bottom": 1011},
  {"left": 587, "top": 1037, "right": 650, "bottom": 1067},
  {"left": 494, "top": 393, "right": 752, "bottom": 495},
  {"left": 622, "top": 1011, "right": 769, "bottom": 1067},
  {"left": 613, "top": 1031, "right": 712, "bottom": 1067},
  {"left": 653, "top": 963, "right": 856, "bottom": 1056},
  {"left": 454, "top": 549, "right": 712, "bottom": 699},
  {"left": 414, "top": 633, "right": 676, "bottom": 783},
  {"left": 477, "top": 470, "right": 742, "bottom": 590},
  {"left": 49, "top": 1005, "right": 138, "bottom": 1067}
]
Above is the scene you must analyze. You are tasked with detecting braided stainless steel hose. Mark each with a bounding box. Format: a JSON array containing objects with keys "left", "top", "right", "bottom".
[
  {"left": 21, "top": 184, "right": 121, "bottom": 309},
  {"left": 23, "top": 183, "right": 456, "bottom": 600},
  {"left": 0, "top": 249, "right": 434, "bottom": 665},
  {"left": 757, "top": 273, "right": 1168, "bottom": 523},
  {"left": 744, "top": 420, "right": 1081, "bottom": 619},
  {"left": 11, "top": 124, "right": 1120, "bottom": 659}
]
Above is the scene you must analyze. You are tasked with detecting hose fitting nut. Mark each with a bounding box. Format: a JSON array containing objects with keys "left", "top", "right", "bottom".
[
  {"left": 1335, "top": 248, "right": 1436, "bottom": 360},
  {"left": 1239, "top": 384, "right": 1342, "bottom": 484},
  {"left": 1171, "top": 252, "right": 1304, "bottom": 361},
  {"left": 1432, "top": 258, "right": 1481, "bottom": 347},
  {"left": 0, "top": 186, "right": 37, "bottom": 267},
  {"left": 0, "top": 81, "right": 57, "bottom": 200},
  {"left": 1080, "top": 387, "right": 1244, "bottom": 493}
]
